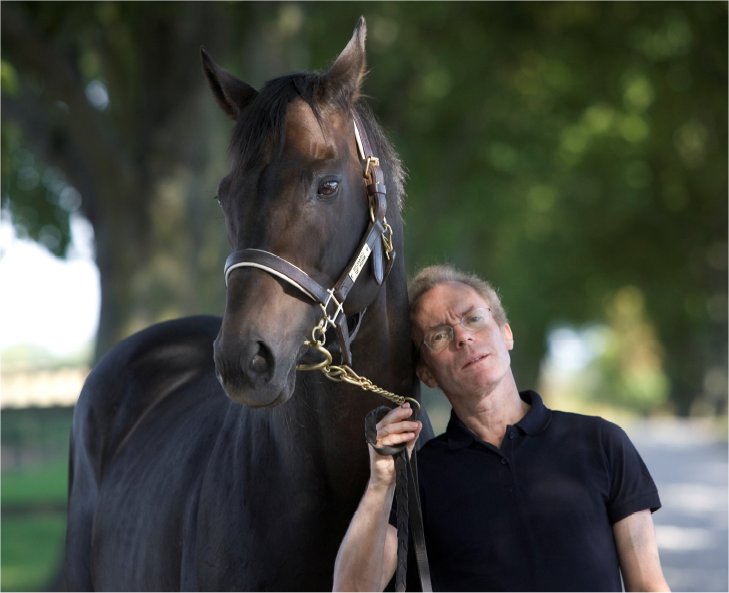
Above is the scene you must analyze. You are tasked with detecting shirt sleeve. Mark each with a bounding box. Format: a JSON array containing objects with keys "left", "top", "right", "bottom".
[{"left": 601, "top": 420, "right": 662, "bottom": 524}]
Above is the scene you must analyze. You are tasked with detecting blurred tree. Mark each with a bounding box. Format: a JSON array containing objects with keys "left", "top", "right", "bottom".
[
  {"left": 2, "top": 2, "right": 726, "bottom": 415},
  {"left": 2, "top": 2, "right": 231, "bottom": 358},
  {"left": 327, "top": 1, "right": 727, "bottom": 416},
  {"left": 589, "top": 287, "right": 670, "bottom": 415}
]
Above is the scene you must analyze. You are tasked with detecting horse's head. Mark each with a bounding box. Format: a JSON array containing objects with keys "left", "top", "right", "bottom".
[{"left": 203, "top": 18, "right": 403, "bottom": 407}]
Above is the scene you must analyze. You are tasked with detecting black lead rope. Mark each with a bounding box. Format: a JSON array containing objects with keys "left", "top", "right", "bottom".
[{"left": 365, "top": 406, "right": 433, "bottom": 592}]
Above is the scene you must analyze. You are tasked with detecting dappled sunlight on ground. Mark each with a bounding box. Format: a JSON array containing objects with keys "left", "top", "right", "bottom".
[{"left": 625, "top": 418, "right": 728, "bottom": 592}]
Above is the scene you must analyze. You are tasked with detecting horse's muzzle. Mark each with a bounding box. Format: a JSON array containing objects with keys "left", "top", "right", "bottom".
[{"left": 213, "top": 333, "right": 296, "bottom": 407}]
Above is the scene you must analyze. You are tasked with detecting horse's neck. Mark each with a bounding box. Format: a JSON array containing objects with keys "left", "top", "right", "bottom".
[
  {"left": 289, "top": 273, "right": 413, "bottom": 487},
  {"left": 355, "top": 270, "right": 414, "bottom": 393}
]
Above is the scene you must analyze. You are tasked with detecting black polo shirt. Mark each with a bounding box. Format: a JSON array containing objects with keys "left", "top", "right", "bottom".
[{"left": 414, "top": 390, "right": 661, "bottom": 592}]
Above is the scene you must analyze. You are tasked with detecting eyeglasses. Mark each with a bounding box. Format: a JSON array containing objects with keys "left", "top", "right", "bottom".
[{"left": 422, "top": 308, "right": 491, "bottom": 353}]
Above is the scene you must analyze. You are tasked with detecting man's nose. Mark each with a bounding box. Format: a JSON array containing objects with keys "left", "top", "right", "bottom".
[{"left": 453, "top": 324, "right": 474, "bottom": 348}]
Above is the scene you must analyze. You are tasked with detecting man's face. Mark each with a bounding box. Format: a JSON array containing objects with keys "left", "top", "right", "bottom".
[{"left": 412, "top": 282, "right": 514, "bottom": 402}]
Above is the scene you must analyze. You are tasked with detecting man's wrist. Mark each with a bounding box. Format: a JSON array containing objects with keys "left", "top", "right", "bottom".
[{"left": 366, "top": 475, "right": 396, "bottom": 497}]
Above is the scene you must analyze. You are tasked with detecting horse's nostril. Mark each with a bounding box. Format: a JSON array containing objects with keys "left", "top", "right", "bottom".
[
  {"left": 215, "top": 337, "right": 276, "bottom": 395},
  {"left": 243, "top": 341, "right": 272, "bottom": 380},
  {"left": 249, "top": 352, "right": 268, "bottom": 375}
]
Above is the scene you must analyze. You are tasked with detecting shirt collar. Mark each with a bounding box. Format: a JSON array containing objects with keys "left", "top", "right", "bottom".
[{"left": 446, "top": 390, "right": 552, "bottom": 450}]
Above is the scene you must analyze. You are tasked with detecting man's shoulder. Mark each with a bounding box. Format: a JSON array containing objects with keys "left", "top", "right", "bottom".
[
  {"left": 417, "top": 432, "right": 451, "bottom": 462},
  {"left": 548, "top": 408, "right": 633, "bottom": 447},
  {"left": 550, "top": 407, "right": 622, "bottom": 430},
  {"left": 420, "top": 431, "right": 450, "bottom": 450}
]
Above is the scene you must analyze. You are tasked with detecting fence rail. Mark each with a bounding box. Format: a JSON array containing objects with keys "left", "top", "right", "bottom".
[{"left": 1, "top": 366, "right": 88, "bottom": 408}]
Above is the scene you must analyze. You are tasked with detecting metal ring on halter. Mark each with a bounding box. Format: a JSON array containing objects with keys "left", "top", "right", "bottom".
[{"left": 296, "top": 340, "right": 333, "bottom": 372}]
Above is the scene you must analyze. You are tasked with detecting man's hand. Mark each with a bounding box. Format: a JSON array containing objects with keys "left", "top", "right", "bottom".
[
  {"left": 368, "top": 403, "right": 423, "bottom": 487},
  {"left": 334, "top": 404, "right": 418, "bottom": 592}
]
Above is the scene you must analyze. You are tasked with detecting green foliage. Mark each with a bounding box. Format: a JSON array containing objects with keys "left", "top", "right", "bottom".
[
  {"left": 2, "top": 1, "right": 726, "bottom": 414},
  {"left": 1, "top": 460, "right": 68, "bottom": 506},
  {"left": 544, "top": 287, "right": 670, "bottom": 415},
  {"left": 593, "top": 287, "right": 670, "bottom": 412},
  {"left": 1, "top": 514, "right": 66, "bottom": 592},
  {"left": 1, "top": 408, "right": 72, "bottom": 592},
  {"left": 1, "top": 121, "right": 74, "bottom": 256},
  {"left": 1, "top": 407, "right": 73, "bottom": 467},
  {"left": 335, "top": 1, "right": 728, "bottom": 414}
]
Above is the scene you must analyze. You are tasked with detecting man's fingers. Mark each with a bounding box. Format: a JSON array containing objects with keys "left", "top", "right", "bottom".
[
  {"left": 377, "top": 420, "right": 421, "bottom": 439},
  {"left": 376, "top": 428, "right": 419, "bottom": 446},
  {"left": 369, "top": 403, "right": 422, "bottom": 459},
  {"left": 376, "top": 417, "right": 422, "bottom": 451},
  {"left": 375, "top": 403, "right": 415, "bottom": 431}
]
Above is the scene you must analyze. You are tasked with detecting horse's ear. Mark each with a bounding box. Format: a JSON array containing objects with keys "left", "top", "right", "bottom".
[
  {"left": 201, "top": 47, "right": 258, "bottom": 120},
  {"left": 323, "top": 16, "right": 367, "bottom": 105}
]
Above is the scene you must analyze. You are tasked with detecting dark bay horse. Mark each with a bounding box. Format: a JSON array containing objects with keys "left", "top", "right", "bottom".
[{"left": 63, "top": 17, "right": 429, "bottom": 591}]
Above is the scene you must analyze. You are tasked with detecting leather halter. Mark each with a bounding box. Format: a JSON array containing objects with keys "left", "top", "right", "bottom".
[{"left": 223, "top": 111, "right": 395, "bottom": 366}]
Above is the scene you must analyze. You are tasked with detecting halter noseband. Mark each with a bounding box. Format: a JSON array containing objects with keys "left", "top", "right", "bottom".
[{"left": 223, "top": 111, "right": 395, "bottom": 366}]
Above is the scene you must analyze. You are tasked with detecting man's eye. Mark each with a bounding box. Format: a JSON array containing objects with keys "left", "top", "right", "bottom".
[
  {"left": 464, "top": 309, "right": 488, "bottom": 329},
  {"left": 431, "top": 330, "right": 449, "bottom": 343},
  {"left": 317, "top": 178, "right": 340, "bottom": 198}
]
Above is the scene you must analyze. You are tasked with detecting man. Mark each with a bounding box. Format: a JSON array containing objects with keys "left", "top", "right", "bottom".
[{"left": 333, "top": 264, "right": 670, "bottom": 592}]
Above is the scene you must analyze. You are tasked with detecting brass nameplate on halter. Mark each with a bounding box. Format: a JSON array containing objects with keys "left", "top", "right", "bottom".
[{"left": 349, "top": 243, "right": 372, "bottom": 282}]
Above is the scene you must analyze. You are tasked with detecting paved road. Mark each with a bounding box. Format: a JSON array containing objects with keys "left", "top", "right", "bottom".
[{"left": 625, "top": 418, "right": 728, "bottom": 592}]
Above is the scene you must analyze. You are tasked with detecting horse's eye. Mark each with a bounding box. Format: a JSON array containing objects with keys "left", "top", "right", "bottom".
[{"left": 317, "top": 178, "right": 340, "bottom": 198}]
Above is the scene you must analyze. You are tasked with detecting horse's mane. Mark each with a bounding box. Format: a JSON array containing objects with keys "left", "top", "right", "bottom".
[{"left": 229, "top": 72, "right": 405, "bottom": 210}]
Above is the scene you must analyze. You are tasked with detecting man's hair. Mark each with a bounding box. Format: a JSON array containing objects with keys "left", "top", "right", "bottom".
[{"left": 408, "top": 264, "right": 509, "bottom": 326}]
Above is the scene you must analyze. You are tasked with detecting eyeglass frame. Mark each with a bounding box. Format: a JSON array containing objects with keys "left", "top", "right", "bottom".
[{"left": 420, "top": 307, "right": 492, "bottom": 353}]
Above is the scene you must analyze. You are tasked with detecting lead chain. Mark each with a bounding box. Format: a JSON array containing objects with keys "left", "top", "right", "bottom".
[
  {"left": 318, "top": 363, "right": 418, "bottom": 409},
  {"left": 297, "top": 332, "right": 419, "bottom": 410}
]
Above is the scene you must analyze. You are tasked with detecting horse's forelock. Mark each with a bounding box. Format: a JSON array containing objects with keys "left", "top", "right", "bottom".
[
  {"left": 228, "top": 73, "right": 320, "bottom": 171},
  {"left": 227, "top": 72, "right": 404, "bottom": 211}
]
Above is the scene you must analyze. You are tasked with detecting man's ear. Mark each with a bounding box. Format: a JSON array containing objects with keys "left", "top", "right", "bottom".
[
  {"left": 503, "top": 323, "right": 515, "bottom": 351},
  {"left": 416, "top": 360, "right": 439, "bottom": 389}
]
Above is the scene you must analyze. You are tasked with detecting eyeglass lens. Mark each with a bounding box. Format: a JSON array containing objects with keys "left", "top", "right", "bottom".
[{"left": 424, "top": 308, "right": 490, "bottom": 353}]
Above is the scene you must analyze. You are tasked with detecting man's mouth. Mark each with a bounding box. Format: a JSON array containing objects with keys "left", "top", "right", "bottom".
[{"left": 462, "top": 353, "right": 488, "bottom": 370}]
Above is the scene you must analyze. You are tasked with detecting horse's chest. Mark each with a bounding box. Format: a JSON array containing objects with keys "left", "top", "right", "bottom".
[{"left": 189, "top": 432, "right": 368, "bottom": 589}]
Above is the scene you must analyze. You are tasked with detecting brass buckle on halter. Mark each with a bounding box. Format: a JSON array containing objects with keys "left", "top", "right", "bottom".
[
  {"left": 381, "top": 218, "right": 394, "bottom": 261},
  {"left": 364, "top": 156, "right": 379, "bottom": 181}
]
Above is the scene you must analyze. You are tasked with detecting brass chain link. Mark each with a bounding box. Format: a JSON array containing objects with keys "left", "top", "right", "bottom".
[{"left": 317, "top": 361, "right": 418, "bottom": 408}]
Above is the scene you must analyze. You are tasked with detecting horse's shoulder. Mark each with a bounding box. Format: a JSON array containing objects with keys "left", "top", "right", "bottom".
[{"left": 73, "top": 315, "right": 223, "bottom": 471}]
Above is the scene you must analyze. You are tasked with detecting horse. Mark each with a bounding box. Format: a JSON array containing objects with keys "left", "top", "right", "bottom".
[{"left": 63, "top": 17, "right": 429, "bottom": 591}]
